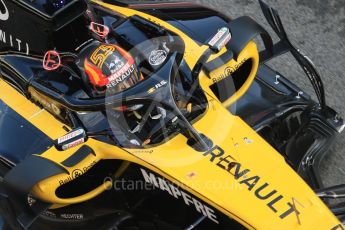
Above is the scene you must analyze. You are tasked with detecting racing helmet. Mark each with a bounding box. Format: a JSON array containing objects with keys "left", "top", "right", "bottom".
[{"left": 83, "top": 43, "right": 143, "bottom": 95}]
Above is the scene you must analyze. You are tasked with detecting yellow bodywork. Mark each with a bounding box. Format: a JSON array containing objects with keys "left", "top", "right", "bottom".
[{"left": 0, "top": 1, "right": 342, "bottom": 229}]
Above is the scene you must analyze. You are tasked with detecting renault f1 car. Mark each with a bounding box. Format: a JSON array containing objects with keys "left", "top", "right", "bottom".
[{"left": 0, "top": 0, "right": 344, "bottom": 229}]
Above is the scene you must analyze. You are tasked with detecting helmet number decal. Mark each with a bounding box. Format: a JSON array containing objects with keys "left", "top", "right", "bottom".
[{"left": 90, "top": 44, "right": 115, "bottom": 68}]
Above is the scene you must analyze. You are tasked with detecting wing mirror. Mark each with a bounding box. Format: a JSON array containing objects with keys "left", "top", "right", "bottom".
[
  {"left": 55, "top": 128, "right": 88, "bottom": 151},
  {"left": 208, "top": 27, "right": 232, "bottom": 52},
  {"left": 90, "top": 22, "right": 110, "bottom": 39}
]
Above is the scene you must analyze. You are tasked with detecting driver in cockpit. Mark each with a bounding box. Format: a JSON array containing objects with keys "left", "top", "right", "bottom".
[{"left": 81, "top": 42, "right": 166, "bottom": 146}]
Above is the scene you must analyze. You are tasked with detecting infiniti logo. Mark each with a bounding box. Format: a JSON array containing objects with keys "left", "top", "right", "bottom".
[{"left": 0, "top": 0, "right": 9, "bottom": 21}]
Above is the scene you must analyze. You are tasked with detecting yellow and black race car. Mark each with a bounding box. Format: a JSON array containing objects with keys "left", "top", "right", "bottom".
[{"left": 0, "top": 0, "right": 344, "bottom": 229}]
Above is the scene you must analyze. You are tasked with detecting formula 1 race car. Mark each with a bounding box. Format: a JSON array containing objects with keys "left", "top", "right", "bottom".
[{"left": 0, "top": 0, "right": 344, "bottom": 229}]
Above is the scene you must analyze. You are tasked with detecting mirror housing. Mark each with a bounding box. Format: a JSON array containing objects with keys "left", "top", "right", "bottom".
[
  {"left": 90, "top": 22, "right": 110, "bottom": 39},
  {"left": 55, "top": 128, "right": 87, "bottom": 151},
  {"left": 208, "top": 27, "right": 232, "bottom": 52}
]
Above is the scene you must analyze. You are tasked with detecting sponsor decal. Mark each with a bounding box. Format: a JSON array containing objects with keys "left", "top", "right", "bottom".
[
  {"left": 60, "top": 213, "right": 84, "bottom": 220},
  {"left": 71, "top": 169, "right": 83, "bottom": 178},
  {"left": 62, "top": 138, "right": 85, "bottom": 150},
  {"left": 0, "top": 29, "right": 30, "bottom": 54},
  {"left": 0, "top": 4, "right": 30, "bottom": 54},
  {"left": 59, "top": 161, "right": 97, "bottom": 185},
  {"left": 42, "top": 211, "right": 57, "bottom": 218},
  {"left": 212, "top": 58, "right": 248, "bottom": 83},
  {"left": 132, "top": 149, "right": 154, "bottom": 154},
  {"left": 90, "top": 44, "right": 116, "bottom": 68},
  {"left": 58, "top": 129, "right": 85, "bottom": 144},
  {"left": 29, "top": 89, "right": 61, "bottom": 115},
  {"left": 141, "top": 168, "right": 219, "bottom": 224},
  {"left": 209, "top": 28, "right": 228, "bottom": 46},
  {"left": 208, "top": 27, "right": 231, "bottom": 52},
  {"left": 0, "top": 0, "right": 9, "bottom": 21},
  {"left": 29, "top": 197, "right": 83, "bottom": 220},
  {"left": 107, "top": 62, "right": 132, "bottom": 82},
  {"left": 106, "top": 63, "right": 135, "bottom": 88},
  {"left": 107, "top": 55, "right": 125, "bottom": 74},
  {"left": 42, "top": 212, "right": 84, "bottom": 220},
  {"left": 149, "top": 50, "right": 167, "bottom": 66},
  {"left": 203, "top": 145, "right": 303, "bottom": 220},
  {"left": 216, "top": 32, "right": 231, "bottom": 51},
  {"left": 147, "top": 80, "right": 168, "bottom": 94},
  {"left": 155, "top": 80, "right": 167, "bottom": 89}
]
